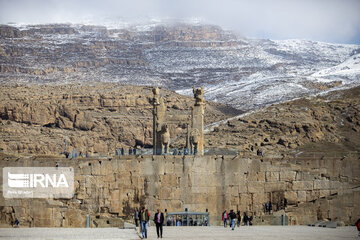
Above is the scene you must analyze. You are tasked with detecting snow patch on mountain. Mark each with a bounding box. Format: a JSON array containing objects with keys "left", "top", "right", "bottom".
[
  {"left": 312, "top": 53, "right": 360, "bottom": 78},
  {"left": 176, "top": 39, "right": 359, "bottom": 111}
]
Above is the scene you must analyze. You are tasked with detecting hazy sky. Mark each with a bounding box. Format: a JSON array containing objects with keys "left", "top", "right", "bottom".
[{"left": 1, "top": 0, "right": 359, "bottom": 44}]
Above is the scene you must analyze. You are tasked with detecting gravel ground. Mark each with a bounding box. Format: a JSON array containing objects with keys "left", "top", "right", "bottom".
[{"left": 0, "top": 226, "right": 358, "bottom": 240}]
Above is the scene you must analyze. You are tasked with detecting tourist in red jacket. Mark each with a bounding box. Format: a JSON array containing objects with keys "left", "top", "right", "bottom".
[{"left": 222, "top": 210, "right": 229, "bottom": 227}]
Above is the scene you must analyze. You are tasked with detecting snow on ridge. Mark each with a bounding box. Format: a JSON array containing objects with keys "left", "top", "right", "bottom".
[
  {"left": 312, "top": 53, "right": 360, "bottom": 78},
  {"left": 2, "top": 22, "right": 360, "bottom": 112},
  {"left": 173, "top": 38, "right": 359, "bottom": 111}
]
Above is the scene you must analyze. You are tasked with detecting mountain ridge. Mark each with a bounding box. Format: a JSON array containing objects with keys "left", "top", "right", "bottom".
[{"left": 1, "top": 22, "right": 359, "bottom": 112}]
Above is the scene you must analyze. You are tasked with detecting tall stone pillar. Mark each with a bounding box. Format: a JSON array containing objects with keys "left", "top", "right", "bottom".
[
  {"left": 190, "top": 87, "right": 204, "bottom": 155},
  {"left": 152, "top": 87, "right": 166, "bottom": 155}
]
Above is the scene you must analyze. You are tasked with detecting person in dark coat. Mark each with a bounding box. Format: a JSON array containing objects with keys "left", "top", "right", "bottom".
[
  {"left": 134, "top": 208, "right": 139, "bottom": 227},
  {"left": 236, "top": 211, "right": 241, "bottom": 227},
  {"left": 229, "top": 210, "right": 236, "bottom": 230},
  {"left": 14, "top": 219, "right": 20, "bottom": 228},
  {"left": 154, "top": 209, "right": 164, "bottom": 238},
  {"left": 243, "top": 212, "right": 249, "bottom": 226},
  {"left": 249, "top": 215, "right": 253, "bottom": 226}
]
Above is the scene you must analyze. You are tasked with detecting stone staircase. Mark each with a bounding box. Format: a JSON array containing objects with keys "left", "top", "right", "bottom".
[{"left": 253, "top": 212, "right": 288, "bottom": 226}]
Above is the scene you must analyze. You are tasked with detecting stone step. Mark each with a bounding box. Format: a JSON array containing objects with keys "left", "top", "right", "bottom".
[{"left": 254, "top": 214, "right": 288, "bottom": 226}]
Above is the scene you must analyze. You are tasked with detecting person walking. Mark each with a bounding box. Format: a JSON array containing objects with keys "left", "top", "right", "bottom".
[
  {"left": 249, "top": 215, "right": 253, "bottom": 226},
  {"left": 236, "top": 211, "right": 241, "bottom": 227},
  {"left": 154, "top": 209, "right": 164, "bottom": 238},
  {"left": 243, "top": 212, "right": 249, "bottom": 226},
  {"left": 222, "top": 210, "right": 228, "bottom": 227},
  {"left": 134, "top": 208, "right": 139, "bottom": 227},
  {"left": 146, "top": 209, "right": 151, "bottom": 227},
  {"left": 140, "top": 207, "right": 150, "bottom": 239},
  {"left": 13, "top": 219, "right": 20, "bottom": 228},
  {"left": 229, "top": 210, "right": 236, "bottom": 230},
  {"left": 356, "top": 218, "right": 360, "bottom": 237}
]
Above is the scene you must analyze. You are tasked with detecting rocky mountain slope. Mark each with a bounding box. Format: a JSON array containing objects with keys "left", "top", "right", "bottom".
[
  {"left": 205, "top": 86, "right": 360, "bottom": 157},
  {"left": 0, "top": 83, "right": 358, "bottom": 157},
  {"left": 1, "top": 23, "right": 359, "bottom": 111},
  {"left": 0, "top": 83, "right": 240, "bottom": 155}
]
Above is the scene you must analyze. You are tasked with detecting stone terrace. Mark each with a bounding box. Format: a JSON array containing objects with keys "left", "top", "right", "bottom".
[{"left": 0, "top": 153, "right": 359, "bottom": 227}]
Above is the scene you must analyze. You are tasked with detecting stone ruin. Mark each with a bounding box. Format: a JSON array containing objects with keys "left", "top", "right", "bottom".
[
  {"left": 0, "top": 85, "right": 358, "bottom": 228},
  {"left": 152, "top": 87, "right": 204, "bottom": 155}
]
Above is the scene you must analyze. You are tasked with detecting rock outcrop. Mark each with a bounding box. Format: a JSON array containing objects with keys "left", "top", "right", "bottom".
[
  {"left": 0, "top": 83, "right": 240, "bottom": 156},
  {"left": 206, "top": 86, "right": 360, "bottom": 157}
]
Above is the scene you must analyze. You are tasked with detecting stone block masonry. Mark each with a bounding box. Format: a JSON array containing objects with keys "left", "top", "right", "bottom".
[{"left": 0, "top": 153, "right": 359, "bottom": 227}]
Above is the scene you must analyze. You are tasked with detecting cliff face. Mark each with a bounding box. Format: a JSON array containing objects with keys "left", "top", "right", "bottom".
[
  {"left": 0, "top": 83, "right": 240, "bottom": 156},
  {"left": 0, "top": 23, "right": 236, "bottom": 79}
]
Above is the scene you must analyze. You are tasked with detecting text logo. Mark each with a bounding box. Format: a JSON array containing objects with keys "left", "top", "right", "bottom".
[{"left": 3, "top": 167, "right": 74, "bottom": 198}]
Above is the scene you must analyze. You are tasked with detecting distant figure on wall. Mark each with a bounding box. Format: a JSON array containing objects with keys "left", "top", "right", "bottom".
[
  {"left": 265, "top": 202, "right": 269, "bottom": 214},
  {"left": 222, "top": 210, "right": 229, "bottom": 227},
  {"left": 265, "top": 201, "right": 272, "bottom": 214}
]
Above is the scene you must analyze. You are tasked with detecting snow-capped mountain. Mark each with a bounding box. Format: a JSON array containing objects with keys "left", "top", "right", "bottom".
[
  {"left": 0, "top": 22, "right": 359, "bottom": 111},
  {"left": 175, "top": 39, "right": 360, "bottom": 111}
]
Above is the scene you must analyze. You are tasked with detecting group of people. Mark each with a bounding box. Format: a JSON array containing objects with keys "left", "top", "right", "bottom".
[
  {"left": 116, "top": 147, "right": 140, "bottom": 156},
  {"left": 265, "top": 201, "right": 272, "bottom": 214},
  {"left": 256, "top": 149, "right": 264, "bottom": 157},
  {"left": 134, "top": 207, "right": 164, "bottom": 239},
  {"left": 264, "top": 199, "right": 287, "bottom": 213},
  {"left": 222, "top": 210, "right": 253, "bottom": 230}
]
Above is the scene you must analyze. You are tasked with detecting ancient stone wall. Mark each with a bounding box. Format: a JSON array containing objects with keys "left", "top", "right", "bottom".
[{"left": 0, "top": 153, "right": 359, "bottom": 227}]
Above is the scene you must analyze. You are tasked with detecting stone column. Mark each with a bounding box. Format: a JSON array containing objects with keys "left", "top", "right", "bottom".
[
  {"left": 191, "top": 87, "right": 204, "bottom": 155},
  {"left": 152, "top": 87, "right": 166, "bottom": 155}
]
